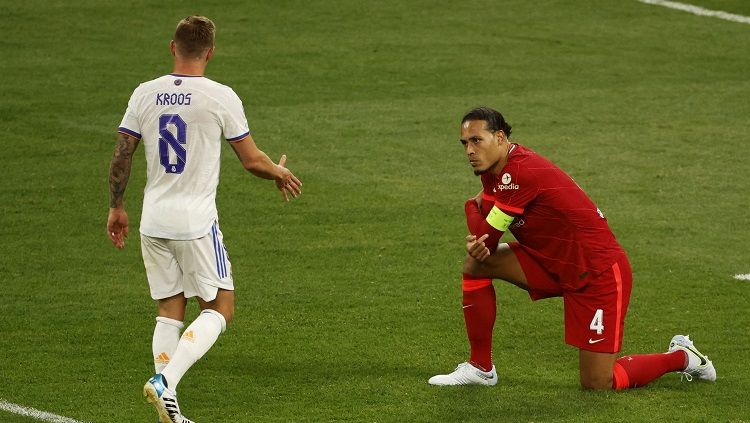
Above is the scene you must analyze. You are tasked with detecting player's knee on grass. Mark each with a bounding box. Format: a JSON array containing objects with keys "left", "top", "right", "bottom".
[
  {"left": 579, "top": 350, "right": 618, "bottom": 390},
  {"left": 579, "top": 371, "right": 614, "bottom": 390}
]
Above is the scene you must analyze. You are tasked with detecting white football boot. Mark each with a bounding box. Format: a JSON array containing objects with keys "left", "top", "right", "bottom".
[
  {"left": 668, "top": 335, "right": 716, "bottom": 382},
  {"left": 428, "top": 362, "right": 498, "bottom": 386},
  {"left": 144, "top": 374, "right": 196, "bottom": 423}
]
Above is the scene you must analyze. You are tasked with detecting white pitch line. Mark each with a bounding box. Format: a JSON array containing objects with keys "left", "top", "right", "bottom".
[
  {"left": 0, "top": 400, "right": 87, "bottom": 423},
  {"left": 735, "top": 274, "right": 750, "bottom": 281},
  {"left": 638, "top": 0, "right": 750, "bottom": 24}
]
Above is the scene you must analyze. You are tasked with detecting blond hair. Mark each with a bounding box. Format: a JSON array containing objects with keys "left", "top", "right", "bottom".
[{"left": 174, "top": 15, "right": 215, "bottom": 58}]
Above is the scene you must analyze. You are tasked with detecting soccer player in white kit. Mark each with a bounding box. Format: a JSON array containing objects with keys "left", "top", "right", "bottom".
[{"left": 107, "top": 16, "right": 302, "bottom": 423}]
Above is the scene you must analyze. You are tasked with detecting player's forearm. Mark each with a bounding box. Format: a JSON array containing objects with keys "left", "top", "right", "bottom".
[
  {"left": 242, "top": 151, "right": 282, "bottom": 180},
  {"left": 109, "top": 132, "right": 139, "bottom": 208},
  {"left": 465, "top": 200, "right": 484, "bottom": 234},
  {"left": 465, "top": 200, "right": 503, "bottom": 251}
]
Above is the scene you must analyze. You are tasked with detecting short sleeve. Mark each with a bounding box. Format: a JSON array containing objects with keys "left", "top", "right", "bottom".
[
  {"left": 221, "top": 89, "right": 250, "bottom": 142},
  {"left": 494, "top": 161, "right": 537, "bottom": 216},
  {"left": 118, "top": 87, "right": 142, "bottom": 139}
]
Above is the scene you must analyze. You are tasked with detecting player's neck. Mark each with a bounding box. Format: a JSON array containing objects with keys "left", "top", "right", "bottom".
[
  {"left": 488, "top": 142, "right": 512, "bottom": 175},
  {"left": 172, "top": 60, "right": 207, "bottom": 77},
  {"left": 488, "top": 160, "right": 506, "bottom": 176}
]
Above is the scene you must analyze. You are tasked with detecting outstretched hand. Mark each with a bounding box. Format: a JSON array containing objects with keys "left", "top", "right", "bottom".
[
  {"left": 466, "top": 234, "right": 490, "bottom": 262},
  {"left": 107, "top": 208, "right": 129, "bottom": 249},
  {"left": 275, "top": 154, "right": 302, "bottom": 202}
]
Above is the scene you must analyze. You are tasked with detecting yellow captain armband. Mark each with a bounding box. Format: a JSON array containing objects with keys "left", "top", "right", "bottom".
[{"left": 486, "top": 206, "right": 515, "bottom": 231}]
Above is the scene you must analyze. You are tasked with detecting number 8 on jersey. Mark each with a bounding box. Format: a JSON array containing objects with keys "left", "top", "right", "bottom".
[{"left": 159, "top": 114, "right": 187, "bottom": 174}]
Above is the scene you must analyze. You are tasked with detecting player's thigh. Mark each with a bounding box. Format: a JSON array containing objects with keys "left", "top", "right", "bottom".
[
  {"left": 463, "top": 242, "right": 528, "bottom": 289},
  {"left": 464, "top": 242, "right": 563, "bottom": 299},
  {"left": 579, "top": 349, "right": 617, "bottom": 390},
  {"left": 141, "top": 234, "right": 184, "bottom": 300},
  {"left": 562, "top": 253, "right": 632, "bottom": 354}
]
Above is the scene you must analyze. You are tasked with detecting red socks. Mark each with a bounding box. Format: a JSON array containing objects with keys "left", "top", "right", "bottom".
[
  {"left": 462, "top": 274, "right": 496, "bottom": 372},
  {"left": 612, "top": 351, "right": 687, "bottom": 389}
]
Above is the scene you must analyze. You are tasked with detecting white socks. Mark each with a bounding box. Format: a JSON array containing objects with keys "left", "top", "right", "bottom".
[
  {"left": 161, "top": 309, "right": 227, "bottom": 390},
  {"left": 152, "top": 316, "right": 184, "bottom": 374}
]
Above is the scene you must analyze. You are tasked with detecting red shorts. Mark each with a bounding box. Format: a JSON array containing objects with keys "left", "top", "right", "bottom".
[{"left": 509, "top": 242, "right": 632, "bottom": 353}]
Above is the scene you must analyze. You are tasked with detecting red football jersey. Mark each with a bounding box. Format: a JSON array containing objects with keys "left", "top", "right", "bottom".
[{"left": 482, "top": 144, "right": 624, "bottom": 290}]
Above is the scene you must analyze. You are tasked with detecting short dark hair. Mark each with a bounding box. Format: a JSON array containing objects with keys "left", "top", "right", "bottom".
[
  {"left": 461, "top": 107, "right": 512, "bottom": 137},
  {"left": 174, "top": 15, "right": 215, "bottom": 58}
]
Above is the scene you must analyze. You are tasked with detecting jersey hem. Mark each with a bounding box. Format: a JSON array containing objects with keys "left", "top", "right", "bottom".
[{"left": 139, "top": 225, "right": 214, "bottom": 241}]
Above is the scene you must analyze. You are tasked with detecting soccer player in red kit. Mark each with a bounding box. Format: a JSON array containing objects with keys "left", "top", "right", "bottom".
[{"left": 428, "top": 107, "right": 716, "bottom": 389}]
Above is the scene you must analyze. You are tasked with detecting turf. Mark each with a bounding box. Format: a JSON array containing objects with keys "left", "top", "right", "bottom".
[{"left": 1, "top": 0, "right": 749, "bottom": 422}]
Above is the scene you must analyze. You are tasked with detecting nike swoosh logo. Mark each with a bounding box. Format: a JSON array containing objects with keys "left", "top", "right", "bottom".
[
  {"left": 476, "top": 371, "right": 495, "bottom": 380},
  {"left": 462, "top": 304, "right": 473, "bottom": 309},
  {"left": 684, "top": 345, "right": 707, "bottom": 366},
  {"left": 588, "top": 338, "right": 606, "bottom": 344}
]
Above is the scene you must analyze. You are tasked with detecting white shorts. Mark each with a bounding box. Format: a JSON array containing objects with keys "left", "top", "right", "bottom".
[{"left": 141, "top": 221, "right": 234, "bottom": 301}]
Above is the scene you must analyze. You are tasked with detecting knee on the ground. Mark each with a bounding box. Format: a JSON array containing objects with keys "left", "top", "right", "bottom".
[{"left": 580, "top": 373, "right": 613, "bottom": 390}]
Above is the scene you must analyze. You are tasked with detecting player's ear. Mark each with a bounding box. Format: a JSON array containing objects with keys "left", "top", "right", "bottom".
[
  {"left": 205, "top": 46, "right": 215, "bottom": 62},
  {"left": 495, "top": 130, "right": 506, "bottom": 144},
  {"left": 169, "top": 40, "right": 177, "bottom": 57}
]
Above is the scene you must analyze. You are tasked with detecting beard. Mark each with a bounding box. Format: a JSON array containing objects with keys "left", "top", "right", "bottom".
[{"left": 473, "top": 158, "right": 500, "bottom": 176}]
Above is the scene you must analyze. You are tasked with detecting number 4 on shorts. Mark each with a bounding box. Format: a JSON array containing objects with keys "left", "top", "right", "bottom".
[{"left": 589, "top": 309, "right": 604, "bottom": 335}]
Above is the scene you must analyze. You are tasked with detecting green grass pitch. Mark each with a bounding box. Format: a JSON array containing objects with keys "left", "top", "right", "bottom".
[{"left": 1, "top": 0, "right": 749, "bottom": 422}]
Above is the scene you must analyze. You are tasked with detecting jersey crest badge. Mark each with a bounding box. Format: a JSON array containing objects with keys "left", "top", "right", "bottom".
[{"left": 501, "top": 173, "right": 512, "bottom": 184}]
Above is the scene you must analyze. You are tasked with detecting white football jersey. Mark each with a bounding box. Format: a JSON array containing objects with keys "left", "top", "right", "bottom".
[{"left": 118, "top": 74, "right": 249, "bottom": 240}]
